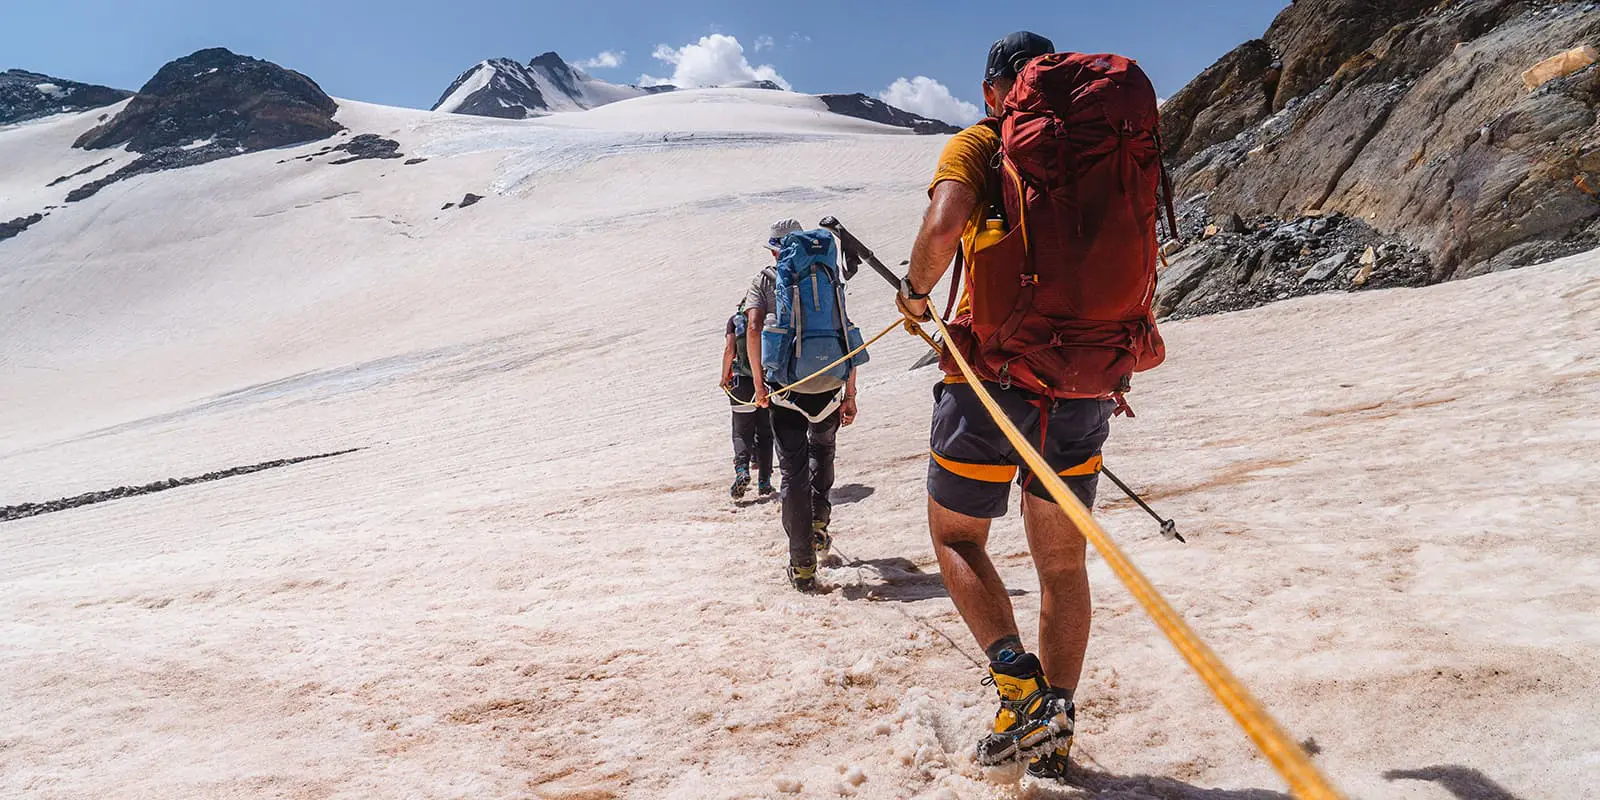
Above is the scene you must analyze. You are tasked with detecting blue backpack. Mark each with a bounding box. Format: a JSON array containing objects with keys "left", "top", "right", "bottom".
[{"left": 761, "top": 229, "right": 869, "bottom": 387}]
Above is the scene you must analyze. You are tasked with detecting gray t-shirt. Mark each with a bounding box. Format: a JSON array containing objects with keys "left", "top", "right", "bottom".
[{"left": 745, "top": 266, "right": 847, "bottom": 394}]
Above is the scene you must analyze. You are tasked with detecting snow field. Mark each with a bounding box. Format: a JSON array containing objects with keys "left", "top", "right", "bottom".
[{"left": 2, "top": 90, "right": 1597, "bottom": 799}]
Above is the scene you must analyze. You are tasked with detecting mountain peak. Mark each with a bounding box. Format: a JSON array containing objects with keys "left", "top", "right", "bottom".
[
  {"left": 433, "top": 51, "right": 962, "bottom": 134},
  {"left": 434, "top": 53, "right": 665, "bottom": 117},
  {"left": 1, "top": 69, "right": 132, "bottom": 125},
  {"left": 529, "top": 51, "right": 569, "bottom": 70}
]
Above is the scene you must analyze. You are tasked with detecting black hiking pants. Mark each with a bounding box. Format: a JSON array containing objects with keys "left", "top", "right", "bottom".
[
  {"left": 728, "top": 376, "right": 773, "bottom": 481},
  {"left": 772, "top": 394, "right": 841, "bottom": 569},
  {"left": 731, "top": 410, "right": 774, "bottom": 482}
]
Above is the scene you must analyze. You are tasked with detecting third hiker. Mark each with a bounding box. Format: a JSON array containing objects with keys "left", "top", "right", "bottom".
[
  {"left": 746, "top": 218, "right": 867, "bottom": 593},
  {"left": 895, "top": 33, "right": 1172, "bottom": 780},
  {"left": 723, "top": 299, "right": 775, "bottom": 500}
]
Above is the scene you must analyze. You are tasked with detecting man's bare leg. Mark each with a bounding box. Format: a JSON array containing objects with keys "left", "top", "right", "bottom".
[
  {"left": 929, "top": 497, "right": 1019, "bottom": 653},
  {"left": 1021, "top": 493, "right": 1092, "bottom": 693}
]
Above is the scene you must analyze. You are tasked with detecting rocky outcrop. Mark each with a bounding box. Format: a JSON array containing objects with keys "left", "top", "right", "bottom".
[
  {"left": 1156, "top": 206, "right": 1434, "bottom": 318},
  {"left": 77, "top": 47, "right": 340, "bottom": 152},
  {"left": 1, "top": 212, "right": 45, "bottom": 242},
  {"left": 284, "top": 133, "right": 405, "bottom": 165},
  {"left": 0, "top": 69, "right": 130, "bottom": 125},
  {"left": 65, "top": 48, "right": 343, "bottom": 200},
  {"left": 818, "top": 93, "right": 961, "bottom": 135},
  {"left": 1159, "top": 0, "right": 1600, "bottom": 316}
]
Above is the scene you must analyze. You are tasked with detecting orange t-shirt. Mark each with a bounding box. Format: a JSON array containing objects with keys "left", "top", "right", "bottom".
[{"left": 928, "top": 123, "right": 1000, "bottom": 315}]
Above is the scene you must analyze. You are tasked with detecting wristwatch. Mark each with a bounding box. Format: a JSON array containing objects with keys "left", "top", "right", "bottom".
[{"left": 899, "top": 275, "right": 930, "bottom": 300}]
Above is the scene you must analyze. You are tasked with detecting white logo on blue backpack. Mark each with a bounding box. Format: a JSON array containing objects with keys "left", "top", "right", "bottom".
[{"left": 761, "top": 229, "right": 870, "bottom": 387}]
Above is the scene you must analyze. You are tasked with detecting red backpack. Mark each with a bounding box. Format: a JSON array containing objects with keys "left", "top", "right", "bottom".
[{"left": 942, "top": 52, "right": 1177, "bottom": 400}]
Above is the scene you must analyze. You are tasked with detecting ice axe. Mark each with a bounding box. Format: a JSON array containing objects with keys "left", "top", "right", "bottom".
[
  {"left": 819, "top": 215, "right": 1185, "bottom": 544},
  {"left": 820, "top": 216, "right": 901, "bottom": 291}
]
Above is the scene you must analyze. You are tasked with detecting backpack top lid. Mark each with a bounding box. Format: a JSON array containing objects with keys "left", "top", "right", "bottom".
[
  {"left": 1003, "top": 52, "right": 1157, "bottom": 129},
  {"left": 775, "top": 229, "right": 839, "bottom": 275}
]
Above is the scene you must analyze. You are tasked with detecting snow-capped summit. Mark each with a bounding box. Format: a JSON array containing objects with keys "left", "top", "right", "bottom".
[
  {"left": 432, "top": 51, "right": 959, "bottom": 134},
  {"left": 432, "top": 53, "right": 668, "bottom": 119}
]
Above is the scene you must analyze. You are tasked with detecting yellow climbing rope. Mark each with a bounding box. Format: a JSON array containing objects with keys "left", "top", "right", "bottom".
[
  {"left": 724, "top": 319, "right": 904, "bottom": 407},
  {"left": 920, "top": 312, "right": 1345, "bottom": 800}
]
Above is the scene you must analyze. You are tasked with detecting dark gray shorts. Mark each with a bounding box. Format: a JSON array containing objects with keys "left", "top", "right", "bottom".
[{"left": 927, "top": 380, "right": 1114, "bottom": 519}]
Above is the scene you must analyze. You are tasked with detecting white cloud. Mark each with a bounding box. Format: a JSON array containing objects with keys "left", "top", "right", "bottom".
[
  {"left": 576, "top": 51, "right": 625, "bottom": 70},
  {"left": 879, "top": 76, "right": 983, "bottom": 126},
  {"left": 640, "top": 34, "right": 791, "bottom": 90},
  {"left": 754, "top": 35, "right": 775, "bottom": 53}
]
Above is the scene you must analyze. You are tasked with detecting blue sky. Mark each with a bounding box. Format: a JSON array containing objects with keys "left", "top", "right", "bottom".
[{"left": 3, "top": 0, "right": 1288, "bottom": 122}]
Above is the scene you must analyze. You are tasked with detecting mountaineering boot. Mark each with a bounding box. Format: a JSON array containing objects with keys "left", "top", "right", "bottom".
[
  {"left": 974, "top": 651, "right": 1074, "bottom": 766},
  {"left": 811, "top": 519, "right": 833, "bottom": 562},
  {"left": 731, "top": 466, "right": 751, "bottom": 500},
  {"left": 1025, "top": 743, "right": 1075, "bottom": 782},
  {"left": 787, "top": 563, "right": 817, "bottom": 593},
  {"left": 758, "top": 478, "right": 777, "bottom": 497}
]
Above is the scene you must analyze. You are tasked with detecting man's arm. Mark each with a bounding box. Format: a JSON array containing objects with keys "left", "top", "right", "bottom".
[
  {"left": 840, "top": 369, "right": 859, "bottom": 426},
  {"left": 900, "top": 180, "right": 979, "bottom": 319},
  {"left": 721, "top": 332, "right": 737, "bottom": 388},
  {"left": 746, "top": 306, "right": 769, "bottom": 406}
]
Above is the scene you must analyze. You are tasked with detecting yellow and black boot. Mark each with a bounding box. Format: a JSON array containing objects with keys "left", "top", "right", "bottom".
[
  {"left": 787, "top": 562, "right": 817, "bottom": 593},
  {"left": 975, "top": 652, "right": 1074, "bottom": 766},
  {"left": 1026, "top": 744, "right": 1075, "bottom": 782},
  {"left": 811, "top": 520, "right": 833, "bottom": 564}
]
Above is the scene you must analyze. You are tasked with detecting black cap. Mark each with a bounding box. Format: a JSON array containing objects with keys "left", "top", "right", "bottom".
[{"left": 985, "top": 31, "right": 1055, "bottom": 82}]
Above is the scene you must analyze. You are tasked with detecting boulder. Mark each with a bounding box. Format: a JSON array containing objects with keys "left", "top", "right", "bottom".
[
  {"left": 1352, "top": 246, "right": 1378, "bottom": 286},
  {"left": 1302, "top": 250, "right": 1352, "bottom": 283},
  {"left": 1523, "top": 45, "right": 1599, "bottom": 90}
]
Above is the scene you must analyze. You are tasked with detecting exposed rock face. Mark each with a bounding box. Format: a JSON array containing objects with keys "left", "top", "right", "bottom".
[
  {"left": 1160, "top": 39, "right": 1278, "bottom": 164},
  {"left": 1160, "top": 0, "right": 1600, "bottom": 312},
  {"left": 0, "top": 69, "right": 131, "bottom": 125},
  {"left": 66, "top": 48, "right": 343, "bottom": 201},
  {"left": 818, "top": 93, "right": 962, "bottom": 135},
  {"left": 76, "top": 48, "right": 340, "bottom": 152}
]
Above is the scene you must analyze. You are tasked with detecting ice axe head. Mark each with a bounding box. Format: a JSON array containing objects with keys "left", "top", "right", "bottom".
[{"left": 1161, "top": 519, "right": 1185, "bottom": 543}]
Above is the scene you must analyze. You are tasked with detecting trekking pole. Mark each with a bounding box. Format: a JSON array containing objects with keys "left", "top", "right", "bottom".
[
  {"left": 1102, "top": 466, "right": 1184, "bottom": 543},
  {"left": 821, "top": 214, "right": 1185, "bottom": 544}
]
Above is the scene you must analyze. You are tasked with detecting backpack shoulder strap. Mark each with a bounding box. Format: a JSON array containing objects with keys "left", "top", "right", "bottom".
[{"left": 943, "top": 248, "right": 965, "bottom": 321}]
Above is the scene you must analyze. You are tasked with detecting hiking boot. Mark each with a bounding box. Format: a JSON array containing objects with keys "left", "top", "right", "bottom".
[
  {"left": 811, "top": 520, "right": 833, "bottom": 561},
  {"left": 1025, "top": 745, "right": 1074, "bottom": 783},
  {"left": 757, "top": 478, "right": 776, "bottom": 497},
  {"left": 974, "top": 652, "right": 1074, "bottom": 766},
  {"left": 731, "top": 467, "right": 751, "bottom": 500},
  {"left": 787, "top": 563, "right": 817, "bottom": 593}
]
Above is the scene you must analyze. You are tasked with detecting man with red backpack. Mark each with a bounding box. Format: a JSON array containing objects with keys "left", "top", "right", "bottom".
[{"left": 896, "top": 32, "right": 1171, "bottom": 781}]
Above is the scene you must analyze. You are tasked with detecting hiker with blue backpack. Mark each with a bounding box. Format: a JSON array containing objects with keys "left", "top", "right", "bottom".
[{"left": 743, "top": 218, "right": 869, "bottom": 592}]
